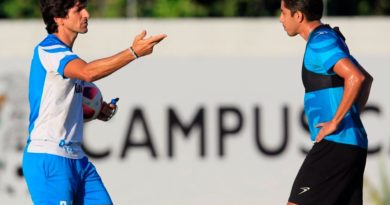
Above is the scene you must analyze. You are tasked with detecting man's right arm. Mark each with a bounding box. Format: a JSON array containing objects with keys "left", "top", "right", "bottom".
[{"left": 64, "top": 30, "right": 167, "bottom": 82}]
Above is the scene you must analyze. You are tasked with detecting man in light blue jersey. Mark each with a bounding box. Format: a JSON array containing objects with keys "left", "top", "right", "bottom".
[
  {"left": 279, "top": 0, "right": 373, "bottom": 204},
  {"left": 22, "top": 0, "right": 167, "bottom": 204}
]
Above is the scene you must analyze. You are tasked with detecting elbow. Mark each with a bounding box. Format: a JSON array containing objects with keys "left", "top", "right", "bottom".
[
  {"left": 84, "top": 74, "right": 100, "bottom": 83},
  {"left": 358, "top": 74, "right": 366, "bottom": 84},
  {"left": 79, "top": 69, "right": 97, "bottom": 83},
  {"left": 80, "top": 73, "right": 94, "bottom": 83},
  {"left": 349, "top": 73, "right": 365, "bottom": 87},
  {"left": 83, "top": 76, "right": 94, "bottom": 83},
  {"left": 358, "top": 72, "right": 374, "bottom": 87}
]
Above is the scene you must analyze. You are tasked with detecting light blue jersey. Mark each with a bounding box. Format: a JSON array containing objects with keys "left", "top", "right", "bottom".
[
  {"left": 302, "top": 25, "right": 368, "bottom": 149},
  {"left": 27, "top": 34, "right": 85, "bottom": 159},
  {"left": 23, "top": 34, "right": 112, "bottom": 205}
]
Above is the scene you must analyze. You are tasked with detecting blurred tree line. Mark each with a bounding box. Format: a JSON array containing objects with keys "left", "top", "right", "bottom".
[{"left": 0, "top": 0, "right": 389, "bottom": 18}]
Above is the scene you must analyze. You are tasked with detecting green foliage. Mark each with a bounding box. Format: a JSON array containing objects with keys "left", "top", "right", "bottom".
[
  {"left": 0, "top": 0, "right": 40, "bottom": 18},
  {"left": 88, "top": 0, "right": 128, "bottom": 18},
  {"left": 0, "top": 0, "right": 389, "bottom": 18},
  {"left": 137, "top": 0, "right": 280, "bottom": 17},
  {"left": 372, "top": 0, "right": 390, "bottom": 15},
  {"left": 151, "top": 0, "right": 208, "bottom": 17},
  {"left": 328, "top": 0, "right": 390, "bottom": 16},
  {"left": 358, "top": 0, "right": 371, "bottom": 15}
]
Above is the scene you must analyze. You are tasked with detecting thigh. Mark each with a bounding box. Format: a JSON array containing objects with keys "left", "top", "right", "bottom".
[
  {"left": 23, "top": 152, "right": 76, "bottom": 205},
  {"left": 74, "top": 159, "right": 112, "bottom": 205}
]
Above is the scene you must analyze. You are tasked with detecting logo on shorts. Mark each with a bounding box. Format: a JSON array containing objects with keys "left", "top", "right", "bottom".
[{"left": 298, "top": 187, "right": 311, "bottom": 195}]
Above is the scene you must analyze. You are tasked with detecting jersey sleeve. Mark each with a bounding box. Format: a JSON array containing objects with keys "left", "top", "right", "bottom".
[
  {"left": 305, "top": 31, "right": 348, "bottom": 75},
  {"left": 38, "top": 45, "right": 79, "bottom": 78}
]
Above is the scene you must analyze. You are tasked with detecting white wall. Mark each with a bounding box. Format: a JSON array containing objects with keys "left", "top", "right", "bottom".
[{"left": 0, "top": 18, "right": 389, "bottom": 205}]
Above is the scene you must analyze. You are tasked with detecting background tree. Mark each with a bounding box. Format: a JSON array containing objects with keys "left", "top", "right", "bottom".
[{"left": 0, "top": 0, "right": 389, "bottom": 19}]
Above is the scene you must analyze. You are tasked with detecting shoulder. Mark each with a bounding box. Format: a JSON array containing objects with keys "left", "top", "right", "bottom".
[
  {"left": 38, "top": 35, "right": 70, "bottom": 52},
  {"left": 308, "top": 27, "right": 339, "bottom": 49},
  {"left": 36, "top": 35, "right": 77, "bottom": 67},
  {"left": 39, "top": 35, "right": 59, "bottom": 46},
  {"left": 304, "top": 25, "right": 350, "bottom": 73}
]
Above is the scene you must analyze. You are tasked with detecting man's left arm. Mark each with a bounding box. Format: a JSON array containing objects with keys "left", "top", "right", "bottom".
[
  {"left": 353, "top": 62, "right": 373, "bottom": 113},
  {"left": 315, "top": 58, "right": 366, "bottom": 142}
]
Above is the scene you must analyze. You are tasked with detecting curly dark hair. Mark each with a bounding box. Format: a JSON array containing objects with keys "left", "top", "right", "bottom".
[
  {"left": 283, "top": 0, "right": 323, "bottom": 21},
  {"left": 39, "top": 0, "right": 87, "bottom": 34}
]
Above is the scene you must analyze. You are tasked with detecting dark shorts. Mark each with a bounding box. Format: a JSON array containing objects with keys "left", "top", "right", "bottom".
[{"left": 288, "top": 140, "right": 367, "bottom": 205}]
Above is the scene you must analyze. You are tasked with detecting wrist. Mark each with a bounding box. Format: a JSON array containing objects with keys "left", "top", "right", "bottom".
[
  {"left": 330, "top": 118, "right": 340, "bottom": 127},
  {"left": 129, "top": 46, "right": 139, "bottom": 59}
]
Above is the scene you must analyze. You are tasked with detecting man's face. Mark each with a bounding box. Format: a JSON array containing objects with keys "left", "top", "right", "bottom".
[
  {"left": 279, "top": 0, "right": 299, "bottom": 37},
  {"left": 61, "top": 1, "right": 90, "bottom": 34}
]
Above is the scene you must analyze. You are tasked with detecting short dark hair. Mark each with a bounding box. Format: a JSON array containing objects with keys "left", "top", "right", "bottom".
[
  {"left": 39, "top": 0, "right": 87, "bottom": 34},
  {"left": 283, "top": 0, "right": 323, "bottom": 21}
]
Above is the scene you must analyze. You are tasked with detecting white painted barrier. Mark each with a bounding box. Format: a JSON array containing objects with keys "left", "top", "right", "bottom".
[{"left": 0, "top": 18, "right": 389, "bottom": 205}]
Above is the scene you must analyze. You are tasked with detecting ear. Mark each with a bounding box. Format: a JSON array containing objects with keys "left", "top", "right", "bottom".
[
  {"left": 54, "top": 17, "right": 64, "bottom": 26},
  {"left": 295, "top": 11, "right": 305, "bottom": 23}
]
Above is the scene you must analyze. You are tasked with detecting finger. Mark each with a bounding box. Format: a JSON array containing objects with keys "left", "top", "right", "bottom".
[
  {"left": 108, "top": 104, "right": 116, "bottom": 109},
  {"left": 149, "top": 34, "right": 167, "bottom": 44},
  {"left": 315, "top": 123, "right": 323, "bottom": 128},
  {"left": 315, "top": 134, "right": 322, "bottom": 142},
  {"left": 135, "top": 30, "right": 147, "bottom": 41}
]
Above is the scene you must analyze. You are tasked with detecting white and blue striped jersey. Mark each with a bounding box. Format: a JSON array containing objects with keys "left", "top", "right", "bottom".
[{"left": 27, "top": 34, "right": 85, "bottom": 159}]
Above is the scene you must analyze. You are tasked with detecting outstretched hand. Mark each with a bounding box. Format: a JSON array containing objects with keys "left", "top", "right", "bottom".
[
  {"left": 315, "top": 120, "right": 338, "bottom": 143},
  {"left": 131, "top": 30, "right": 167, "bottom": 58}
]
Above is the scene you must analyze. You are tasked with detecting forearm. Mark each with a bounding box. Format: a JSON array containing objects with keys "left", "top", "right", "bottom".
[
  {"left": 65, "top": 30, "right": 166, "bottom": 82},
  {"left": 82, "top": 49, "right": 136, "bottom": 82},
  {"left": 332, "top": 75, "right": 364, "bottom": 124},
  {"left": 65, "top": 48, "right": 136, "bottom": 82}
]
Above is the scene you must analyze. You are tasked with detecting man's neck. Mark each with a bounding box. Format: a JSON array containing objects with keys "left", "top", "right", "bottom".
[
  {"left": 300, "top": 20, "right": 322, "bottom": 41},
  {"left": 54, "top": 30, "right": 78, "bottom": 49}
]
